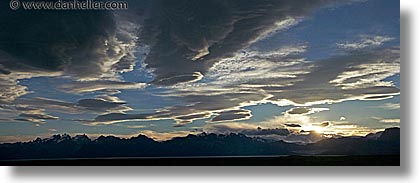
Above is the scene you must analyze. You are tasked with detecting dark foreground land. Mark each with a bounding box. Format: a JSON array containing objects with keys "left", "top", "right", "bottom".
[{"left": 1, "top": 155, "right": 399, "bottom": 166}]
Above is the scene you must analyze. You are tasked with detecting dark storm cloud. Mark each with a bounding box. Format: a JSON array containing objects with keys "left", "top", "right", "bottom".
[
  {"left": 139, "top": 0, "right": 332, "bottom": 85},
  {"left": 0, "top": 0, "right": 145, "bottom": 79},
  {"left": 0, "top": 64, "right": 11, "bottom": 75},
  {"left": 0, "top": 1, "right": 140, "bottom": 104},
  {"left": 0, "top": 7, "right": 115, "bottom": 77}
]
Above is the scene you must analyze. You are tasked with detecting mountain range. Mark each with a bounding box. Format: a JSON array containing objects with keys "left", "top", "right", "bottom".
[{"left": 0, "top": 128, "right": 400, "bottom": 160}]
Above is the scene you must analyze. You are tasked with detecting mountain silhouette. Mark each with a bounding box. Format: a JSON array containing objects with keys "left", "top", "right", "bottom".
[
  {"left": 0, "top": 128, "right": 399, "bottom": 160},
  {"left": 305, "top": 127, "right": 400, "bottom": 155}
]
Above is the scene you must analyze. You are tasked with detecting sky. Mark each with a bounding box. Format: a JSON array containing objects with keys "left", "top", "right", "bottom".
[{"left": 0, "top": 0, "right": 400, "bottom": 144}]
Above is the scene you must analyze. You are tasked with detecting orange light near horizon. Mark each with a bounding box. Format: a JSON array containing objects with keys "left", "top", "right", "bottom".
[{"left": 301, "top": 125, "right": 325, "bottom": 134}]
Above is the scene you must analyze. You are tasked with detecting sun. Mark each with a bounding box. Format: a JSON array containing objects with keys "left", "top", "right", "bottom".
[{"left": 302, "top": 125, "right": 325, "bottom": 134}]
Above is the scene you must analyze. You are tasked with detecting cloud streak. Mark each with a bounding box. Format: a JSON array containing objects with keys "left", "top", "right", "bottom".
[
  {"left": 337, "top": 35, "right": 394, "bottom": 50},
  {"left": 139, "top": 0, "right": 331, "bottom": 85}
]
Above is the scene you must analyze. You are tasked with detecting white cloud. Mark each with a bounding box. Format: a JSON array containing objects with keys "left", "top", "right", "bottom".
[
  {"left": 337, "top": 35, "right": 394, "bottom": 50},
  {"left": 0, "top": 69, "right": 62, "bottom": 103},
  {"left": 59, "top": 80, "right": 147, "bottom": 94},
  {"left": 330, "top": 60, "right": 400, "bottom": 90},
  {"left": 381, "top": 103, "right": 400, "bottom": 110},
  {"left": 380, "top": 118, "right": 400, "bottom": 123}
]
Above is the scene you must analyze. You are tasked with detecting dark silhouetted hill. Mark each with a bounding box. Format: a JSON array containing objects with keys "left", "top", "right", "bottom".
[
  {"left": 0, "top": 128, "right": 399, "bottom": 160},
  {"left": 306, "top": 127, "right": 400, "bottom": 155}
]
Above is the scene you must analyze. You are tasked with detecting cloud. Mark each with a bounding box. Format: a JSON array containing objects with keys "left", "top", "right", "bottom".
[
  {"left": 329, "top": 53, "right": 400, "bottom": 90},
  {"left": 14, "top": 97, "right": 80, "bottom": 114},
  {"left": 0, "top": 134, "right": 53, "bottom": 144},
  {"left": 380, "top": 103, "right": 400, "bottom": 110},
  {"left": 76, "top": 98, "right": 132, "bottom": 113},
  {"left": 86, "top": 47, "right": 399, "bottom": 128},
  {"left": 377, "top": 118, "right": 400, "bottom": 123},
  {"left": 0, "top": 78, "right": 27, "bottom": 104},
  {"left": 286, "top": 107, "right": 311, "bottom": 115},
  {"left": 0, "top": 0, "right": 399, "bottom": 137},
  {"left": 0, "top": 69, "right": 62, "bottom": 104},
  {"left": 243, "top": 127, "right": 289, "bottom": 136},
  {"left": 174, "top": 112, "right": 212, "bottom": 127},
  {"left": 204, "top": 122, "right": 289, "bottom": 136},
  {"left": 59, "top": 80, "right": 147, "bottom": 94},
  {"left": 158, "top": 48, "right": 399, "bottom": 127},
  {"left": 261, "top": 110, "right": 378, "bottom": 140},
  {"left": 361, "top": 95, "right": 394, "bottom": 101},
  {"left": 0, "top": 104, "right": 60, "bottom": 124},
  {"left": 17, "top": 112, "right": 59, "bottom": 124},
  {"left": 268, "top": 48, "right": 400, "bottom": 105},
  {"left": 210, "top": 109, "right": 252, "bottom": 122},
  {"left": 0, "top": 8, "right": 138, "bottom": 80},
  {"left": 200, "top": 49, "right": 311, "bottom": 87},
  {"left": 0, "top": 5, "right": 144, "bottom": 108},
  {"left": 77, "top": 99, "right": 125, "bottom": 109},
  {"left": 337, "top": 35, "right": 394, "bottom": 50},
  {"left": 150, "top": 72, "right": 204, "bottom": 86},
  {"left": 314, "top": 121, "right": 330, "bottom": 127},
  {"left": 10, "top": 96, "right": 132, "bottom": 123},
  {"left": 247, "top": 45, "right": 307, "bottom": 59},
  {"left": 139, "top": 0, "right": 331, "bottom": 85},
  {"left": 86, "top": 92, "right": 265, "bottom": 125},
  {"left": 285, "top": 107, "right": 329, "bottom": 115},
  {"left": 90, "top": 112, "right": 162, "bottom": 124},
  {"left": 284, "top": 123, "right": 302, "bottom": 127}
]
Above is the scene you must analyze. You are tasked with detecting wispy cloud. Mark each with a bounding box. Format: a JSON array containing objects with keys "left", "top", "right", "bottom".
[
  {"left": 380, "top": 103, "right": 400, "bottom": 110},
  {"left": 140, "top": 0, "right": 331, "bottom": 85},
  {"left": 59, "top": 80, "right": 147, "bottom": 94},
  {"left": 380, "top": 118, "right": 400, "bottom": 123},
  {"left": 337, "top": 35, "right": 394, "bottom": 50},
  {"left": 204, "top": 122, "right": 289, "bottom": 137}
]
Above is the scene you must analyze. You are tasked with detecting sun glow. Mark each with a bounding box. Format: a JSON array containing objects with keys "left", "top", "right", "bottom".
[{"left": 301, "top": 125, "right": 326, "bottom": 134}]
